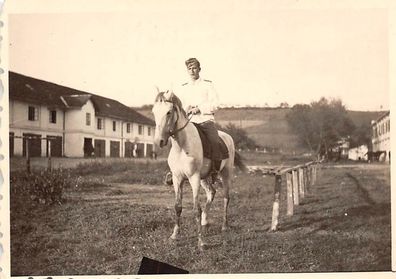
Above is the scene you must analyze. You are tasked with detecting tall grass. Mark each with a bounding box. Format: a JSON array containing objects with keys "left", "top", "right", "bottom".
[{"left": 11, "top": 169, "right": 75, "bottom": 206}]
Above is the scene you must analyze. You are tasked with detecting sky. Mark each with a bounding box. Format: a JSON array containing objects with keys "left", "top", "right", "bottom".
[{"left": 7, "top": 1, "right": 391, "bottom": 110}]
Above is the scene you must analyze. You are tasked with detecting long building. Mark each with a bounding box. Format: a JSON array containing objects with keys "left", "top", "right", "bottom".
[
  {"left": 371, "top": 111, "right": 390, "bottom": 161},
  {"left": 9, "top": 71, "right": 156, "bottom": 158}
]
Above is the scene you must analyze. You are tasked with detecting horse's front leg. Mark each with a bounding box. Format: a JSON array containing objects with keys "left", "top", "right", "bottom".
[
  {"left": 170, "top": 175, "right": 183, "bottom": 240},
  {"left": 190, "top": 174, "right": 205, "bottom": 248}
]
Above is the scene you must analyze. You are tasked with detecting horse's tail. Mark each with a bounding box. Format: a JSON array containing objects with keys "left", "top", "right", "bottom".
[{"left": 234, "top": 151, "right": 248, "bottom": 172}]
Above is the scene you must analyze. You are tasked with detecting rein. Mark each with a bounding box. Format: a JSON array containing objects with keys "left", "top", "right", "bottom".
[
  {"left": 165, "top": 101, "right": 192, "bottom": 138},
  {"left": 169, "top": 110, "right": 192, "bottom": 138}
]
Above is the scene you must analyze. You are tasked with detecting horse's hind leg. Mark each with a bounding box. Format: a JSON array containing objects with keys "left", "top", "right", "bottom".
[
  {"left": 221, "top": 166, "right": 232, "bottom": 231},
  {"left": 200, "top": 179, "right": 216, "bottom": 235},
  {"left": 170, "top": 177, "right": 183, "bottom": 240}
]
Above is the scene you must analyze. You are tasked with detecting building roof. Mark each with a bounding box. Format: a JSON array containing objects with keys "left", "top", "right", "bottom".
[
  {"left": 374, "top": 111, "right": 390, "bottom": 123},
  {"left": 9, "top": 71, "right": 154, "bottom": 126},
  {"left": 371, "top": 110, "right": 390, "bottom": 126}
]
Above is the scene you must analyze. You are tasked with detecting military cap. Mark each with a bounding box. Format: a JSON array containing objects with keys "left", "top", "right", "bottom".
[{"left": 185, "top": 58, "right": 201, "bottom": 69}]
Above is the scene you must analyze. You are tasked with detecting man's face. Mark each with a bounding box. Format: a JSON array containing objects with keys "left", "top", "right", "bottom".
[{"left": 187, "top": 63, "right": 200, "bottom": 80}]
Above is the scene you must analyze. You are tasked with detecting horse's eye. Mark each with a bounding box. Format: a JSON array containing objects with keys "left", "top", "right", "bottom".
[{"left": 167, "top": 111, "right": 171, "bottom": 116}]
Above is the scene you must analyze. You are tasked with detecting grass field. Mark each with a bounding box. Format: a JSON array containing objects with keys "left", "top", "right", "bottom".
[{"left": 10, "top": 157, "right": 390, "bottom": 275}]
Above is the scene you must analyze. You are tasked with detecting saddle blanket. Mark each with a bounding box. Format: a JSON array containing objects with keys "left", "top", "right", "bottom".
[{"left": 193, "top": 123, "right": 229, "bottom": 160}]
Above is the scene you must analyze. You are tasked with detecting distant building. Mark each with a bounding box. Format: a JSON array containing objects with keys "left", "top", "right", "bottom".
[
  {"left": 371, "top": 111, "right": 390, "bottom": 162},
  {"left": 329, "top": 137, "right": 350, "bottom": 160},
  {"left": 9, "top": 72, "right": 155, "bottom": 158},
  {"left": 348, "top": 145, "right": 368, "bottom": 161}
]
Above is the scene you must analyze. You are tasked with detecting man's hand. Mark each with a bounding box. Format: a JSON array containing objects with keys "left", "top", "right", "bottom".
[{"left": 187, "top": 106, "right": 200, "bottom": 115}]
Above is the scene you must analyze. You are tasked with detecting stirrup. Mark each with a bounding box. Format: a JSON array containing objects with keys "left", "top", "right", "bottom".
[{"left": 164, "top": 172, "right": 173, "bottom": 186}]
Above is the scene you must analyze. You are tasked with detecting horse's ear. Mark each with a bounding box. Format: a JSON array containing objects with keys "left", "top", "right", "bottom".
[
  {"left": 154, "top": 86, "right": 163, "bottom": 103},
  {"left": 164, "top": 90, "right": 173, "bottom": 101}
]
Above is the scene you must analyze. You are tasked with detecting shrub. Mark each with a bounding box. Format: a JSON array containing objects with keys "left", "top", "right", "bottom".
[
  {"left": 11, "top": 169, "right": 74, "bottom": 205},
  {"left": 216, "top": 123, "right": 258, "bottom": 150}
]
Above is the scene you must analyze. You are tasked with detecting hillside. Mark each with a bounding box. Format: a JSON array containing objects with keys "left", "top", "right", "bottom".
[
  {"left": 137, "top": 107, "right": 386, "bottom": 153},
  {"left": 347, "top": 110, "right": 386, "bottom": 127},
  {"left": 215, "top": 108, "right": 299, "bottom": 152}
]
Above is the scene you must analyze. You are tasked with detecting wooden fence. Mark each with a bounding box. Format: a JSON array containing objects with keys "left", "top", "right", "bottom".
[
  {"left": 270, "top": 161, "right": 321, "bottom": 231},
  {"left": 249, "top": 160, "right": 321, "bottom": 231}
]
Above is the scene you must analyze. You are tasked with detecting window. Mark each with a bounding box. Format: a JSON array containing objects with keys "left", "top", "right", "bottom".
[
  {"left": 113, "top": 121, "right": 116, "bottom": 132},
  {"left": 28, "top": 106, "right": 39, "bottom": 121},
  {"left": 126, "top": 123, "right": 131, "bottom": 133},
  {"left": 138, "top": 125, "right": 143, "bottom": 135},
  {"left": 148, "top": 127, "right": 151, "bottom": 136},
  {"left": 86, "top": 113, "right": 91, "bottom": 126},
  {"left": 97, "top": 118, "right": 103, "bottom": 130},
  {"left": 49, "top": 110, "right": 56, "bottom": 123}
]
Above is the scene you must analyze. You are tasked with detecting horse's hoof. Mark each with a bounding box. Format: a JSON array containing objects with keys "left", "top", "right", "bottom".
[
  {"left": 198, "top": 240, "right": 208, "bottom": 250},
  {"left": 169, "top": 234, "right": 179, "bottom": 241},
  {"left": 221, "top": 225, "right": 229, "bottom": 232}
]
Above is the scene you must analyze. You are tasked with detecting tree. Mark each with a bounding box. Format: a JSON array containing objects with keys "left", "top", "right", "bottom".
[
  {"left": 216, "top": 123, "right": 257, "bottom": 150},
  {"left": 280, "top": 102, "right": 289, "bottom": 108},
  {"left": 349, "top": 123, "right": 371, "bottom": 149},
  {"left": 286, "top": 104, "right": 314, "bottom": 150},
  {"left": 286, "top": 97, "right": 355, "bottom": 157}
]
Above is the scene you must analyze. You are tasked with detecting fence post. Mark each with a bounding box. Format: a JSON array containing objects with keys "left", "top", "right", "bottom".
[
  {"left": 271, "top": 174, "right": 282, "bottom": 231},
  {"left": 48, "top": 140, "right": 52, "bottom": 171},
  {"left": 299, "top": 168, "right": 305, "bottom": 198},
  {"left": 286, "top": 172, "right": 293, "bottom": 216},
  {"left": 312, "top": 164, "right": 317, "bottom": 185},
  {"left": 292, "top": 169, "right": 299, "bottom": 205},
  {"left": 304, "top": 167, "right": 309, "bottom": 193},
  {"left": 26, "top": 137, "right": 31, "bottom": 173}
]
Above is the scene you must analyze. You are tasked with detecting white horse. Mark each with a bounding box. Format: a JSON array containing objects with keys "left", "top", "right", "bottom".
[{"left": 152, "top": 91, "right": 245, "bottom": 248}]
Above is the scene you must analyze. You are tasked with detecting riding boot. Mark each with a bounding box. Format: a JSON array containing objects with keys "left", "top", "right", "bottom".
[{"left": 164, "top": 171, "right": 173, "bottom": 185}]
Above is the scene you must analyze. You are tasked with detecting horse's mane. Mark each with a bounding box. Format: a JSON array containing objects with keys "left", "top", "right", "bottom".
[{"left": 155, "top": 92, "right": 187, "bottom": 118}]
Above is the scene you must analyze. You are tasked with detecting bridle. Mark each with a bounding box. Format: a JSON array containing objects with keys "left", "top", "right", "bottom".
[{"left": 163, "top": 100, "right": 192, "bottom": 138}]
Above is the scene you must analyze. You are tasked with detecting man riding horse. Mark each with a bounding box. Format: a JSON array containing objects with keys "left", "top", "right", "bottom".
[{"left": 165, "top": 58, "right": 225, "bottom": 184}]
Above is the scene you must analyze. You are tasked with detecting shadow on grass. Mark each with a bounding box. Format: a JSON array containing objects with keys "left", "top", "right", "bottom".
[
  {"left": 278, "top": 203, "right": 390, "bottom": 233},
  {"left": 346, "top": 172, "right": 376, "bottom": 205}
]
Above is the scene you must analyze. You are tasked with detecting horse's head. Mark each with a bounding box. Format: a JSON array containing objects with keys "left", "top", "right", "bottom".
[{"left": 152, "top": 90, "right": 186, "bottom": 148}]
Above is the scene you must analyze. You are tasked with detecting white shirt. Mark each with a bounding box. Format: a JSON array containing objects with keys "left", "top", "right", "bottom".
[{"left": 177, "top": 77, "right": 219, "bottom": 124}]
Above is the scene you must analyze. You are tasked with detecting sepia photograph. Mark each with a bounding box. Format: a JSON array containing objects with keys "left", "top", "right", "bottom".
[{"left": 1, "top": 0, "right": 393, "bottom": 277}]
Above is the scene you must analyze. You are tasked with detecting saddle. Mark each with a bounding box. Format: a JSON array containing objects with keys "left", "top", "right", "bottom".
[{"left": 193, "top": 123, "right": 229, "bottom": 161}]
